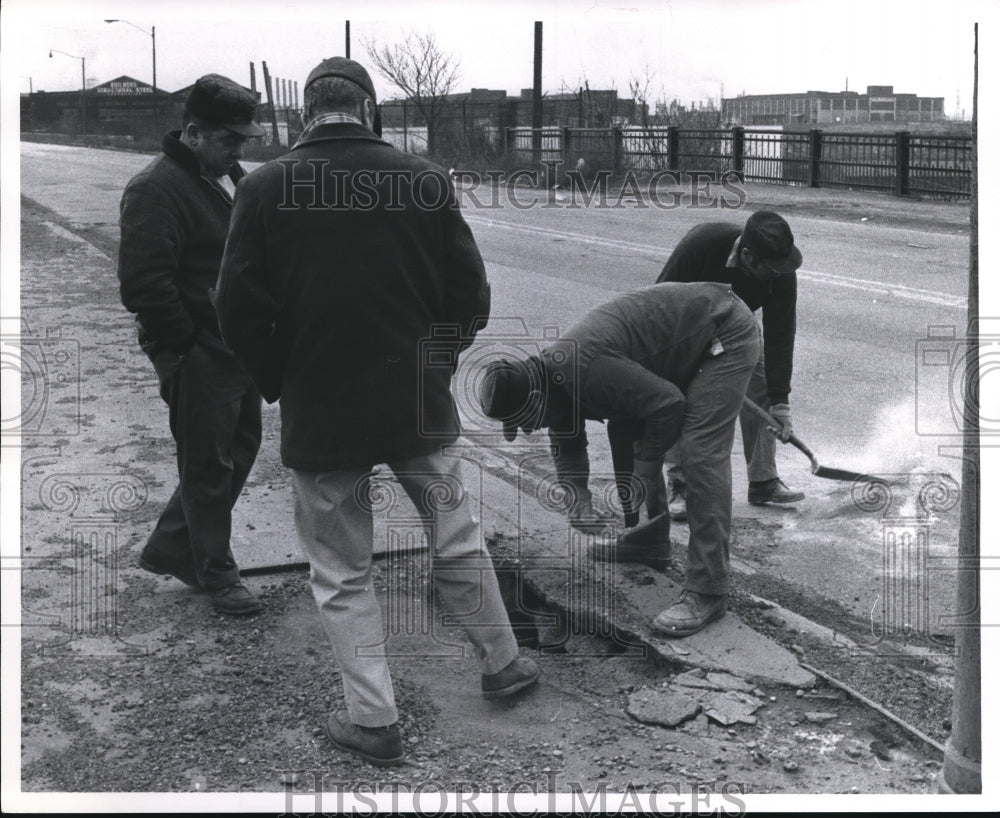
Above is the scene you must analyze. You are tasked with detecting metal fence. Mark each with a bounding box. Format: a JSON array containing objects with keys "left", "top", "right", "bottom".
[
  {"left": 741, "top": 129, "right": 811, "bottom": 185},
  {"left": 818, "top": 131, "right": 898, "bottom": 193},
  {"left": 909, "top": 135, "right": 974, "bottom": 197},
  {"left": 503, "top": 126, "right": 973, "bottom": 199}
]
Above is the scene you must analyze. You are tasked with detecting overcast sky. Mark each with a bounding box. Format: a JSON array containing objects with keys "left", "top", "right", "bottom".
[{"left": 5, "top": 0, "right": 990, "bottom": 117}]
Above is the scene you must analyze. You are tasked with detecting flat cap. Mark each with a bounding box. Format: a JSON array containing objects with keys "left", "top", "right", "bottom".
[
  {"left": 304, "top": 56, "right": 377, "bottom": 102},
  {"left": 479, "top": 357, "right": 546, "bottom": 442},
  {"left": 742, "top": 210, "right": 802, "bottom": 274},
  {"left": 185, "top": 73, "right": 265, "bottom": 137}
]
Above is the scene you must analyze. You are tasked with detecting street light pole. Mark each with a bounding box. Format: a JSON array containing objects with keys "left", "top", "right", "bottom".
[
  {"left": 104, "top": 19, "right": 158, "bottom": 137},
  {"left": 49, "top": 49, "right": 86, "bottom": 135}
]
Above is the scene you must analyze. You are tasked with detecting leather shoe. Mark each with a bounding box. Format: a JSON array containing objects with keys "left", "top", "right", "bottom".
[
  {"left": 482, "top": 656, "right": 539, "bottom": 700},
  {"left": 651, "top": 590, "right": 727, "bottom": 638},
  {"left": 324, "top": 711, "right": 405, "bottom": 767},
  {"left": 211, "top": 582, "right": 263, "bottom": 616},
  {"left": 748, "top": 478, "right": 805, "bottom": 506},
  {"left": 667, "top": 482, "right": 687, "bottom": 521},
  {"left": 139, "top": 548, "right": 200, "bottom": 588}
]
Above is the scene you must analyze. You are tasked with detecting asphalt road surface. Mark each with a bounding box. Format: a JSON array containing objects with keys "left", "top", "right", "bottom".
[{"left": 17, "top": 140, "right": 972, "bottom": 642}]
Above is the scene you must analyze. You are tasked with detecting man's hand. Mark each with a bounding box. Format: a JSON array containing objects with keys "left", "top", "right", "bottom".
[
  {"left": 769, "top": 403, "right": 794, "bottom": 443},
  {"left": 568, "top": 496, "right": 616, "bottom": 533}
]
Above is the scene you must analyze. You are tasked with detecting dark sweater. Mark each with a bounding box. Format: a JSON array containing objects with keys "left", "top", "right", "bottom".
[{"left": 657, "top": 222, "right": 796, "bottom": 404}]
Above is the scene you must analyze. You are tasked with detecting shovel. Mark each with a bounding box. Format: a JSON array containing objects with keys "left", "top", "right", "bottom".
[{"left": 742, "top": 397, "right": 884, "bottom": 484}]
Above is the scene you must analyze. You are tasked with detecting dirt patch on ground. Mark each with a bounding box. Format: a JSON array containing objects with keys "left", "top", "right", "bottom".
[{"left": 20, "top": 557, "right": 943, "bottom": 796}]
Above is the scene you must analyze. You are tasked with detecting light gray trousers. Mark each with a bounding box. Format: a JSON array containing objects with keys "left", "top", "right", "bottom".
[{"left": 293, "top": 450, "right": 520, "bottom": 727}]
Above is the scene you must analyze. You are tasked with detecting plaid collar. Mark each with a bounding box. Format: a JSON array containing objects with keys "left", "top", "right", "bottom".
[{"left": 295, "top": 111, "right": 366, "bottom": 146}]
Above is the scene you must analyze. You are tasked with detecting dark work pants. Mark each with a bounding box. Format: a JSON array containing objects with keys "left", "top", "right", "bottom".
[{"left": 145, "top": 342, "right": 262, "bottom": 590}]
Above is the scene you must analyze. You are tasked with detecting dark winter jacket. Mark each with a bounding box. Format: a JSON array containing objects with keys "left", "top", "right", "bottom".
[
  {"left": 118, "top": 131, "right": 246, "bottom": 360},
  {"left": 657, "top": 222, "right": 797, "bottom": 404},
  {"left": 215, "top": 122, "right": 490, "bottom": 471}
]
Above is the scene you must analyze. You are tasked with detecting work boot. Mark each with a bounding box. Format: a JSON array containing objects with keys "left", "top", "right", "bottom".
[
  {"left": 138, "top": 547, "right": 200, "bottom": 588},
  {"left": 211, "top": 582, "right": 263, "bottom": 616},
  {"left": 481, "top": 656, "right": 539, "bottom": 700},
  {"left": 651, "top": 590, "right": 728, "bottom": 638},
  {"left": 667, "top": 481, "right": 687, "bottom": 521},
  {"left": 324, "top": 711, "right": 405, "bottom": 767},
  {"left": 748, "top": 478, "right": 805, "bottom": 505},
  {"left": 588, "top": 512, "right": 670, "bottom": 570}
]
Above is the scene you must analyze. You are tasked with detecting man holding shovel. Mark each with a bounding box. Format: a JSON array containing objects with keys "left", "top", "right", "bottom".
[
  {"left": 657, "top": 211, "right": 805, "bottom": 519},
  {"left": 479, "top": 282, "right": 760, "bottom": 637}
]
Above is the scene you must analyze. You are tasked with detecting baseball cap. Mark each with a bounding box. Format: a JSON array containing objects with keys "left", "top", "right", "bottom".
[
  {"left": 184, "top": 74, "right": 265, "bottom": 137},
  {"left": 742, "top": 211, "right": 803, "bottom": 274},
  {"left": 478, "top": 358, "right": 544, "bottom": 442}
]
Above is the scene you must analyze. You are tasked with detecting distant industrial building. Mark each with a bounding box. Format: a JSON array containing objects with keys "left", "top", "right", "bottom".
[
  {"left": 21, "top": 74, "right": 283, "bottom": 140},
  {"left": 722, "top": 85, "right": 945, "bottom": 126},
  {"left": 380, "top": 87, "right": 643, "bottom": 129}
]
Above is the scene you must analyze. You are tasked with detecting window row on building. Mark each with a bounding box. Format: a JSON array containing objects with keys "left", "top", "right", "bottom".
[{"left": 722, "top": 85, "right": 945, "bottom": 126}]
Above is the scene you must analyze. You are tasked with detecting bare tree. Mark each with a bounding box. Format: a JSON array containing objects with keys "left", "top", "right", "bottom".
[
  {"left": 628, "top": 67, "right": 654, "bottom": 129},
  {"left": 555, "top": 76, "right": 621, "bottom": 128},
  {"left": 364, "top": 31, "right": 462, "bottom": 155}
]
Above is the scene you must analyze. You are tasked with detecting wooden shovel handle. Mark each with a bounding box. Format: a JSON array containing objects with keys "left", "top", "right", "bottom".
[{"left": 741, "top": 397, "right": 819, "bottom": 468}]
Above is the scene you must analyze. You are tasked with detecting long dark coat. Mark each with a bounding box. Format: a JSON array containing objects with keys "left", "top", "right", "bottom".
[{"left": 216, "top": 122, "right": 490, "bottom": 471}]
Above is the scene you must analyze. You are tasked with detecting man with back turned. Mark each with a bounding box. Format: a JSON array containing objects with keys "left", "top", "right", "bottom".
[{"left": 215, "top": 57, "right": 538, "bottom": 767}]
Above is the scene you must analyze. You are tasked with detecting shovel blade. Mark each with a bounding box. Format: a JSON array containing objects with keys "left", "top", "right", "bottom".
[{"left": 812, "top": 465, "right": 885, "bottom": 484}]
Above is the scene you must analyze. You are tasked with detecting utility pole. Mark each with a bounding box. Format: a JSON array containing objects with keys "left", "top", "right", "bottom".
[
  {"left": 939, "top": 22, "right": 981, "bottom": 795},
  {"left": 80, "top": 57, "right": 86, "bottom": 135},
  {"left": 104, "top": 20, "right": 157, "bottom": 137},
  {"left": 532, "top": 21, "right": 543, "bottom": 166},
  {"left": 346, "top": 20, "right": 351, "bottom": 59},
  {"left": 152, "top": 26, "right": 157, "bottom": 136},
  {"left": 22, "top": 76, "right": 34, "bottom": 131}
]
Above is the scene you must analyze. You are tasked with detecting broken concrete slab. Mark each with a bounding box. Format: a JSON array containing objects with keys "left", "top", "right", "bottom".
[
  {"left": 705, "top": 671, "right": 757, "bottom": 692},
  {"left": 673, "top": 669, "right": 756, "bottom": 693},
  {"left": 625, "top": 688, "right": 702, "bottom": 728},
  {"left": 701, "top": 690, "right": 763, "bottom": 726},
  {"left": 672, "top": 669, "right": 711, "bottom": 687},
  {"left": 647, "top": 602, "right": 816, "bottom": 689},
  {"left": 463, "top": 460, "right": 818, "bottom": 689}
]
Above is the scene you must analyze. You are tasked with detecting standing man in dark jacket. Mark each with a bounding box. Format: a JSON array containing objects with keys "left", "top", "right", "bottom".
[
  {"left": 215, "top": 58, "right": 537, "bottom": 767},
  {"left": 480, "top": 282, "right": 760, "bottom": 638},
  {"left": 118, "top": 74, "right": 265, "bottom": 616},
  {"left": 657, "top": 211, "right": 805, "bottom": 518}
]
